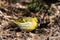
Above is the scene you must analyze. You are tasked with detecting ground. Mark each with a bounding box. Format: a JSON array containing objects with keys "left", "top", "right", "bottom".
[{"left": 0, "top": 0, "right": 60, "bottom": 40}]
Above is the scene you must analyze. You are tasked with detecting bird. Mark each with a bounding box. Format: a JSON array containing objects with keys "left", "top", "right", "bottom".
[{"left": 10, "top": 17, "right": 38, "bottom": 31}]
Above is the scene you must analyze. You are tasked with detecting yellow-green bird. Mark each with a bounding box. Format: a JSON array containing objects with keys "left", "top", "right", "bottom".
[{"left": 10, "top": 17, "right": 38, "bottom": 31}]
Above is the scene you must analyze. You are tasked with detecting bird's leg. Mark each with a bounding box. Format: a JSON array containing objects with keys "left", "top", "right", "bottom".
[
  {"left": 21, "top": 29, "right": 28, "bottom": 40},
  {"left": 21, "top": 29, "right": 27, "bottom": 34}
]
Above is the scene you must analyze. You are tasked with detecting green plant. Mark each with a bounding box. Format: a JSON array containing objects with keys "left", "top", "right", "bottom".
[
  {"left": 28, "top": 0, "right": 42, "bottom": 13},
  {"left": 28, "top": 0, "right": 47, "bottom": 13}
]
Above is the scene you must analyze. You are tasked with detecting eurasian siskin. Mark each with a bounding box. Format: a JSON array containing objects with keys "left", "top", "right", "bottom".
[{"left": 10, "top": 17, "right": 38, "bottom": 31}]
